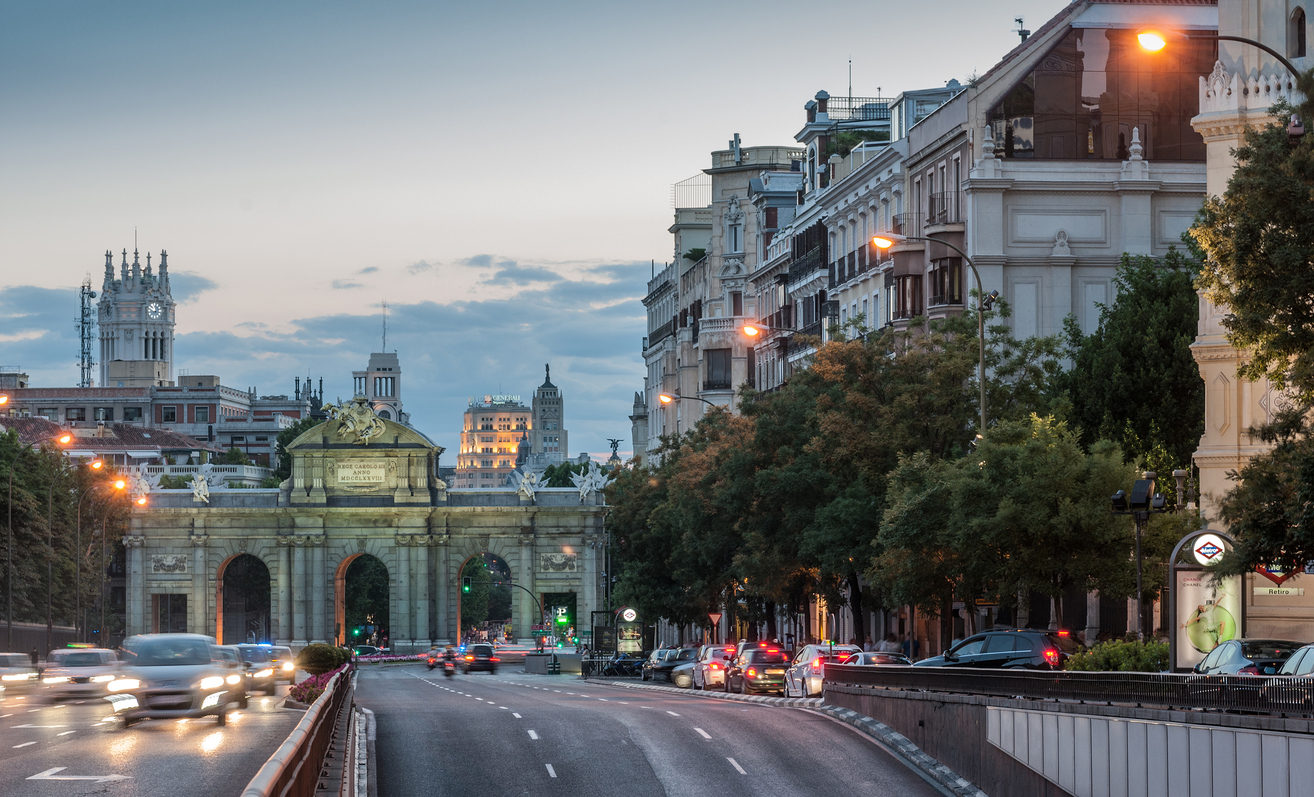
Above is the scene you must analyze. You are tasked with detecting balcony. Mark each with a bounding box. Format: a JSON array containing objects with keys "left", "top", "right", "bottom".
[
  {"left": 702, "top": 380, "right": 732, "bottom": 392},
  {"left": 759, "top": 306, "right": 793, "bottom": 332},
  {"left": 787, "top": 246, "right": 824, "bottom": 284},
  {"left": 823, "top": 96, "right": 891, "bottom": 122},
  {"left": 647, "top": 318, "right": 676, "bottom": 347},
  {"left": 893, "top": 213, "right": 923, "bottom": 238},
  {"left": 798, "top": 320, "right": 823, "bottom": 337},
  {"left": 928, "top": 191, "right": 964, "bottom": 226}
]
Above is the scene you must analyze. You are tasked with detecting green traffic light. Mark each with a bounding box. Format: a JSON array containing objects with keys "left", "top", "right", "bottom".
[{"left": 462, "top": 576, "right": 471, "bottom": 593}]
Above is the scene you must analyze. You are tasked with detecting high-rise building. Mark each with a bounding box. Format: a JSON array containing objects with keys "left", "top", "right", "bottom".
[
  {"left": 99, "top": 248, "right": 176, "bottom": 388},
  {"left": 530, "top": 364, "right": 567, "bottom": 461},
  {"left": 352, "top": 352, "right": 407, "bottom": 424},
  {"left": 454, "top": 395, "right": 532, "bottom": 488}
]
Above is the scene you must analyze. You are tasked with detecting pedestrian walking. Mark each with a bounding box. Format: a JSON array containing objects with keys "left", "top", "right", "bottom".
[
  {"left": 877, "top": 634, "right": 901, "bottom": 654},
  {"left": 29, "top": 648, "right": 38, "bottom": 668}
]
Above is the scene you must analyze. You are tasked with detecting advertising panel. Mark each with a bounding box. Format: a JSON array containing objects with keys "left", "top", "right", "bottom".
[{"left": 1175, "top": 570, "right": 1242, "bottom": 669}]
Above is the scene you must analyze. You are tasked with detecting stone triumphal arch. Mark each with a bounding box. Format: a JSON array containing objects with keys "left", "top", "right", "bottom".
[{"left": 123, "top": 399, "right": 606, "bottom": 651}]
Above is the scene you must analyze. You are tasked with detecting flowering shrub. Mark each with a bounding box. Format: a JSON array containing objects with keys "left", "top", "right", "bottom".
[
  {"left": 288, "top": 663, "right": 348, "bottom": 705},
  {"left": 355, "top": 653, "right": 425, "bottom": 664},
  {"left": 1065, "top": 640, "right": 1169, "bottom": 672}
]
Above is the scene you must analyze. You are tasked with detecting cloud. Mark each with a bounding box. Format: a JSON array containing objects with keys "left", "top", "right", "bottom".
[
  {"left": 406, "top": 260, "right": 433, "bottom": 274},
  {"left": 358, "top": 266, "right": 379, "bottom": 275},
  {"left": 457, "top": 254, "right": 493, "bottom": 268},
  {"left": 486, "top": 263, "right": 562, "bottom": 285},
  {"left": 331, "top": 280, "right": 363, "bottom": 290},
  {"left": 169, "top": 271, "right": 219, "bottom": 304}
]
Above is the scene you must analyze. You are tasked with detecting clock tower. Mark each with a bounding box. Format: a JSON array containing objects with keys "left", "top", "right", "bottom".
[
  {"left": 531, "top": 364, "right": 568, "bottom": 463},
  {"left": 98, "top": 248, "right": 176, "bottom": 387}
]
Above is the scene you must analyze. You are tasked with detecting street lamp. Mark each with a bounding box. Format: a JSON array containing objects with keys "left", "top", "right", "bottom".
[
  {"left": 741, "top": 322, "right": 793, "bottom": 338},
  {"left": 657, "top": 392, "right": 721, "bottom": 409},
  {"left": 5, "top": 432, "right": 73, "bottom": 650},
  {"left": 1111, "top": 471, "right": 1169, "bottom": 641},
  {"left": 1136, "top": 27, "right": 1300, "bottom": 77},
  {"left": 73, "top": 475, "right": 124, "bottom": 642},
  {"left": 873, "top": 233, "right": 999, "bottom": 432}
]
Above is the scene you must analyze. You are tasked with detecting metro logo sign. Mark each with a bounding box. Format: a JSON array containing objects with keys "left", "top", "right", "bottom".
[
  {"left": 1194, "top": 541, "right": 1223, "bottom": 561},
  {"left": 1256, "top": 564, "right": 1296, "bottom": 586}
]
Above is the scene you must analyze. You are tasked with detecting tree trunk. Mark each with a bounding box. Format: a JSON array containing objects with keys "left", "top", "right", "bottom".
[
  {"left": 942, "top": 590, "right": 953, "bottom": 653},
  {"left": 846, "top": 572, "right": 866, "bottom": 648},
  {"left": 802, "top": 600, "right": 812, "bottom": 644},
  {"left": 765, "top": 600, "right": 778, "bottom": 641}
]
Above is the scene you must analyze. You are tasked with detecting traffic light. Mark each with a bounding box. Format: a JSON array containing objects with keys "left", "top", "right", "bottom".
[
  {"left": 462, "top": 577, "right": 472, "bottom": 594},
  {"left": 352, "top": 627, "right": 361, "bottom": 637}
]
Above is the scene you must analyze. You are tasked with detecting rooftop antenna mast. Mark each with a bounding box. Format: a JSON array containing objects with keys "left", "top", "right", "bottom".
[
  {"left": 76, "top": 275, "right": 97, "bottom": 388},
  {"left": 381, "top": 300, "right": 388, "bottom": 351},
  {"left": 848, "top": 57, "right": 852, "bottom": 103}
]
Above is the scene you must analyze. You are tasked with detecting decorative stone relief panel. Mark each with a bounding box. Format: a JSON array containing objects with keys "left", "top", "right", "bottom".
[{"left": 151, "top": 554, "right": 188, "bottom": 574}]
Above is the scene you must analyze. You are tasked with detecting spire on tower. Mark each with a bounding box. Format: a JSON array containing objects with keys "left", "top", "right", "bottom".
[
  {"left": 103, "top": 251, "right": 114, "bottom": 290},
  {"left": 120, "top": 249, "right": 128, "bottom": 281},
  {"left": 159, "top": 249, "right": 169, "bottom": 290},
  {"left": 145, "top": 252, "right": 152, "bottom": 276}
]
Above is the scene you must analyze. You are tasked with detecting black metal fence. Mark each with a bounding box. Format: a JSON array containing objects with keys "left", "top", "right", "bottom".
[{"left": 825, "top": 664, "right": 1314, "bottom": 717}]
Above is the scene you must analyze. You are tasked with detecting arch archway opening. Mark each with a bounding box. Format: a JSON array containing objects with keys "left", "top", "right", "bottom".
[
  {"left": 336, "top": 554, "right": 389, "bottom": 648},
  {"left": 217, "top": 553, "right": 271, "bottom": 645},
  {"left": 458, "top": 552, "right": 514, "bottom": 645}
]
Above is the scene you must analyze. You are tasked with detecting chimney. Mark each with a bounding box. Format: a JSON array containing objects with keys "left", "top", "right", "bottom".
[
  {"left": 805, "top": 100, "right": 817, "bottom": 124},
  {"left": 815, "top": 90, "right": 830, "bottom": 115}
]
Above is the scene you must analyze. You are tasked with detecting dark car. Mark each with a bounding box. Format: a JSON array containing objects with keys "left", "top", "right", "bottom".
[
  {"left": 641, "top": 648, "right": 674, "bottom": 681},
  {"left": 462, "top": 643, "right": 500, "bottom": 674},
  {"left": 726, "top": 647, "right": 789, "bottom": 695},
  {"left": 235, "top": 644, "right": 277, "bottom": 695},
  {"left": 1263, "top": 642, "right": 1314, "bottom": 709},
  {"left": 1194, "top": 639, "right": 1303, "bottom": 675},
  {"left": 848, "top": 652, "right": 912, "bottom": 667},
  {"left": 913, "top": 629, "right": 1078, "bottom": 670},
  {"left": 648, "top": 648, "right": 698, "bottom": 682}
]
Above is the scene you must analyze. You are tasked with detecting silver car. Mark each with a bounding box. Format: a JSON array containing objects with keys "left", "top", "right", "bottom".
[
  {"left": 0, "top": 652, "right": 38, "bottom": 692},
  {"left": 42, "top": 648, "right": 119, "bottom": 699},
  {"left": 114, "top": 634, "right": 242, "bottom": 727},
  {"left": 269, "top": 645, "right": 296, "bottom": 683},
  {"left": 692, "top": 644, "right": 736, "bottom": 690},
  {"left": 783, "top": 644, "right": 861, "bottom": 698}
]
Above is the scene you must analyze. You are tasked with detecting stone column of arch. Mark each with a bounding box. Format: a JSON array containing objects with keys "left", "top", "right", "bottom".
[
  {"left": 124, "top": 536, "right": 146, "bottom": 635},
  {"left": 292, "top": 538, "right": 307, "bottom": 645},
  {"left": 395, "top": 536, "right": 412, "bottom": 649},
  {"left": 191, "top": 536, "right": 209, "bottom": 638},
  {"left": 276, "top": 538, "right": 292, "bottom": 644},
  {"left": 517, "top": 529, "right": 536, "bottom": 643},
  {"left": 414, "top": 540, "right": 430, "bottom": 647},
  {"left": 311, "top": 536, "right": 327, "bottom": 643},
  {"left": 435, "top": 535, "right": 450, "bottom": 643}
]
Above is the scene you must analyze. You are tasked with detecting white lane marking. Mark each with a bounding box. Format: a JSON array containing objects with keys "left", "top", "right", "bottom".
[
  {"left": 527, "top": 730, "right": 539, "bottom": 740},
  {"left": 617, "top": 701, "right": 628, "bottom": 704},
  {"left": 500, "top": 706, "right": 508, "bottom": 710},
  {"left": 546, "top": 764, "right": 557, "bottom": 778},
  {"left": 12, "top": 742, "right": 35, "bottom": 748},
  {"left": 727, "top": 758, "right": 747, "bottom": 775},
  {"left": 57, "top": 731, "right": 76, "bottom": 736},
  {"left": 598, "top": 698, "right": 607, "bottom": 701},
  {"left": 512, "top": 713, "right": 522, "bottom": 719},
  {"left": 695, "top": 728, "right": 712, "bottom": 739},
  {"left": 26, "top": 709, "right": 37, "bottom": 713},
  {"left": 666, "top": 711, "right": 680, "bottom": 717},
  {"left": 0, "top": 714, "right": 10, "bottom": 718},
  {"left": 11, "top": 725, "right": 67, "bottom": 729},
  {"left": 552, "top": 690, "right": 561, "bottom": 693}
]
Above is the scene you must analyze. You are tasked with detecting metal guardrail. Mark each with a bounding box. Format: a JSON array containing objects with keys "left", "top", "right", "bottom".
[
  {"left": 825, "top": 664, "right": 1314, "bottom": 717},
  {"left": 242, "top": 666, "right": 352, "bottom": 797}
]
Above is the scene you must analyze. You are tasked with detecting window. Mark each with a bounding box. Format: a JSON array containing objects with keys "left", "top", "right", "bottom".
[
  {"left": 66, "top": 407, "right": 86, "bottom": 422},
  {"left": 705, "top": 349, "right": 732, "bottom": 390},
  {"left": 231, "top": 436, "right": 245, "bottom": 443},
  {"left": 123, "top": 407, "right": 143, "bottom": 422},
  {"left": 255, "top": 436, "right": 268, "bottom": 442},
  {"left": 378, "top": 409, "right": 391, "bottom": 419},
  {"left": 987, "top": 28, "right": 1212, "bottom": 161},
  {"left": 731, "top": 291, "right": 742, "bottom": 317},
  {"left": 728, "top": 222, "right": 743, "bottom": 253},
  {"left": 929, "top": 258, "right": 963, "bottom": 306},
  {"left": 1293, "top": 7, "right": 1308, "bottom": 58},
  {"left": 94, "top": 407, "right": 114, "bottom": 422},
  {"left": 194, "top": 406, "right": 209, "bottom": 423},
  {"left": 37, "top": 408, "right": 56, "bottom": 420},
  {"left": 894, "top": 275, "right": 923, "bottom": 320},
  {"left": 161, "top": 406, "right": 177, "bottom": 423}
]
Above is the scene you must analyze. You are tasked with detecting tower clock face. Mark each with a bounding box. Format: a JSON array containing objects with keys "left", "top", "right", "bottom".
[{"left": 147, "top": 302, "right": 162, "bottom": 320}]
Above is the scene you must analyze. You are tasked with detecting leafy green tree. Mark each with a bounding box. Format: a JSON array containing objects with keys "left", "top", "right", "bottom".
[
  {"left": 459, "top": 558, "right": 492, "bottom": 632},
  {"left": 272, "top": 417, "right": 320, "bottom": 481},
  {"left": 1058, "top": 251, "right": 1204, "bottom": 470},
  {"left": 221, "top": 447, "right": 251, "bottom": 466},
  {"left": 542, "top": 461, "right": 586, "bottom": 488},
  {"left": 344, "top": 555, "right": 388, "bottom": 635}
]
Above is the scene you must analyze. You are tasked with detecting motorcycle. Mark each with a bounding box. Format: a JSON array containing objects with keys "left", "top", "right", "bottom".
[
  {"left": 443, "top": 660, "right": 455, "bottom": 678},
  {"left": 426, "top": 655, "right": 437, "bottom": 671}
]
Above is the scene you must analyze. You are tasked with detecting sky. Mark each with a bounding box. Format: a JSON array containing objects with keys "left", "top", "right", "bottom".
[{"left": 0, "top": 0, "right": 1068, "bottom": 459}]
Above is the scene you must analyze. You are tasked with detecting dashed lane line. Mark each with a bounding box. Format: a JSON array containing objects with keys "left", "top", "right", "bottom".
[
  {"left": 57, "top": 731, "right": 75, "bottom": 736},
  {"left": 527, "top": 730, "right": 539, "bottom": 740},
  {"left": 546, "top": 764, "right": 557, "bottom": 778},
  {"left": 666, "top": 711, "right": 680, "bottom": 717},
  {"left": 12, "top": 742, "right": 35, "bottom": 749},
  {"left": 513, "top": 713, "right": 522, "bottom": 719},
  {"left": 727, "top": 758, "right": 747, "bottom": 775},
  {"left": 695, "top": 728, "right": 712, "bottom": 740}
]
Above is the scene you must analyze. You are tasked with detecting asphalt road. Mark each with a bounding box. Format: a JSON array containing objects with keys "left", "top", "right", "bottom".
[
  {"left": 0, "top": 683, "right": 298, "bottom": 796},
  {"left": 358, "top": 666, "right": 945, "bottom": 797}
]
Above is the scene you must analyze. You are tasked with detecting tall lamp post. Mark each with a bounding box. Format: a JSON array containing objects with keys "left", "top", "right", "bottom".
[
  {"left": 657, "top": 392, "right": 721, "bottom": 409},
  {"left": 1136, "top": 27, "right": 1301, "bottom": 77},
  {"left": 73, "top": 475, "right": 124, "bottom": 642},
  {"left": 4, "top": 430, "right": 72, "bottom": 652},
  {"left": 1111, "top": 471, "right": 1170, "bottom": 641},
  {"left": 872, "top": 234, "right": 999, "bottom": 432}
]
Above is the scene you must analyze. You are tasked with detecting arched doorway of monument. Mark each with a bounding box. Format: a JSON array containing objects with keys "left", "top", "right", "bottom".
[
  {"left": 216, "top": 553, "right": 271, "bottom": 645},
  {"left": 335, "top": 553, "right": 389, "bottom": 649},
  {"left": 456, "top": 552, "right": 516, "bottom": 646}
]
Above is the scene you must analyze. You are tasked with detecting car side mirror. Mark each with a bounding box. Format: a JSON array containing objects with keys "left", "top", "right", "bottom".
[{"left": 944, "top": 650, "right": 957, "bottom": 661}]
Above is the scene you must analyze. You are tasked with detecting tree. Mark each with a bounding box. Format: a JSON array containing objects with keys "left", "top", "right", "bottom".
[
  {"left": 542, "top": 461, "right": 586, "bottom": 488},
  {"left": 459, "top": 558, "right": 492, "bottom": 632},
  {"left": 221, "top": 447, "right": 251, "bottom": 466},
  {"left": 272, "top": 417, "right": 320, "bottom": 481},
  {"left": 344, "top": 555, "right": 388, "bottom": 635}
]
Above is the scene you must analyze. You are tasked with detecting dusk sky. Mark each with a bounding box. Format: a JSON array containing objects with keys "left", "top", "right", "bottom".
[{"left": 1, "top": 0, "right": 1066, "bottom": 459}]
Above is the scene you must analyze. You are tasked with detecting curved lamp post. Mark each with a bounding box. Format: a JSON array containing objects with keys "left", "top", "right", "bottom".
[
  {"left": 5, "top": 431, "right": 72, "bottom": 651},
  {"left": 657, "top": 392, "right": 722, "bottom": 409},
  {"left": 1136, "top": 27, "right": 1300, "bottom": 77},
  {"left": 873, "top": 234, "right": 999, "bottom": 433},
  {"left": 73, "top": 476, "right": 124, "bottom": 642}
]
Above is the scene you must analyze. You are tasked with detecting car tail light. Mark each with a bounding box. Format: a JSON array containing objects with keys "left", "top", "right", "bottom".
[
  {"left": 1057, "top": 630, "right": 1070, "bottom": 637},
  {"left": 1238, "top": 665, "right": 1261, "bottom": 675},
  {"left": 490, "top": 657, "right": 500, "bottom": 663},
  {"left": 710, "top": 663, "right": 719, "bottom": 670},
  {"left": 465, "top": 655, "right": 474, "bottom": 661},
  {"left": 1043, "top": 648, "right": 1060, "bottom": 666},
  {"left": 813, "top": 658, "right": 823, "bottom": 669},
  {"left": 746, "top": 668, "right": 757, "bottom": 678}
]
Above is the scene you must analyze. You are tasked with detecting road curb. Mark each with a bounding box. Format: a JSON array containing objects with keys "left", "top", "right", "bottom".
[
  {"left": 810, "top": 705, "right": 987, "bottom": 797},
  {"left": 580, "top": 677, "right": 823, "bottom": 708}
]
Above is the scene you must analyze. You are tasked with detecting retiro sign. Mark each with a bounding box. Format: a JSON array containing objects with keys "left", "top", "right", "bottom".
[{"left": 337, "top": 460, "right": 385, "bottom": 484}]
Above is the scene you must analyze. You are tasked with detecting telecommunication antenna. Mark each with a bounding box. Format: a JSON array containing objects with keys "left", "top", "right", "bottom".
[
  {"left": 76, "top": 275, "right": 97, "bottom": 387},
  {"left": 381, "top": 300, "right": 388, "bottom": 351}
]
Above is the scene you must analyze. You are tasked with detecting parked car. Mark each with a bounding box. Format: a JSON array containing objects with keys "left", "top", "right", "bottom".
[
  {"left": 725, "top": 647, "right": 789, "bottom": 695},
  {"left": 640, "top": 648, "right": 674, "bottom": 682},
  {"left": 913, "top": 630, "right": 1078, "bottom": 670},
  {"left": 212, "top": 646, "right": 249, "bottom": 708},
  {"left": 0, "top": 652, "right": 38, "bottom": 692},
  {"left": 41, "top": 648, "right": 119, "bottom": 699},
  {"left": 670, "top": 661, "right": 697, "bottom": 688},
  {"left": 269, "top": 645, "right": 296, "bottom": 683},
  {"left": 783, "top": 644, "right": 861, "bottom": 698},
  {"left": 649, "top": 648, "right": 698, "bottom": 682},
  {"left": 1193, "top": 639, "right": 1303, "bottom": 675},
  {"left": 462, "top": 643, "right": 500, "bottom": 674},
  {"left": 847, "top": 652, "right": 913, "bottom": 667},
  {"left": 692, "top": 645, "right": 736, "bottom": 690},
  {"left": 235, "top": 644, "right": 278, "bottom": 695},
  {"left": 115, "top": 633, "right": 242, "bottom": 727},
  {"left": 1262, "top": 642, "right": 1314, "bottom": 709}
]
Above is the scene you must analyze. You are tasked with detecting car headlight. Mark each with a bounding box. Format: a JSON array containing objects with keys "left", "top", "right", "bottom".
[
  {"left": 253, "top": 669, "right": 274, "bottom": 679},
  {"left": 282, "top": 662, "right": 294, "bottom": 671},
  {"left": 1, "top": 674, "right": 32, "bottom": 681},
  {"left": 43, "top": 676, "right": 70, "bottom": 684},
  {"left": 90, "top": 675, "right": 115, "bottom": 683},
  {"left": 108, "top": 679, "right": 140, "bottom": 692},
  {"left": 198, "top": 676, "right": 225, "bottom": 690},
  {"left": 226, "top": 675, "right": 242, "bottom": 685}
]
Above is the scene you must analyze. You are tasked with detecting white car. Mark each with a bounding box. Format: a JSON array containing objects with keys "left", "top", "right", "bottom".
[
  {"left": 114, "top": 634, "right": 243, "bottom": 727},
  {"left": 0, "top": 652, "right": 38, "bottom": 692},
  {"left": 692, "top": 644, "right": 736, "bottom": 690},
  {"left": 42, "top": 648, "right": 119, "bottom": 699},
  {"left": 783, "top": 644, "right": 861, "bottom": 698}
]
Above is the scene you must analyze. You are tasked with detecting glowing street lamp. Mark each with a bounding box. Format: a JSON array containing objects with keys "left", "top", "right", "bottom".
[
  {"left": 657, "top": 392, "right": 720, "bottom": 409},
  {"left": 73, "top": 476, "right": 127, "bottom": 642},
  {"left": 5, "top": 432, "right": 73, "bottom": 650},
  {"left": 873, "top": 233, "right": 998, "bottom": 433},
  {"left": 1135, "top": 26, "right": 1299, "bottom": 76},
  {"left": 0, "top": 395, "right": 8, "bottom": 405}
]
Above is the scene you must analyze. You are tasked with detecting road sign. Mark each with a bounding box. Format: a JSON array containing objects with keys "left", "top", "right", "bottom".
[{"left": 708, "top": 612, "right": 722, "bottom": 626}]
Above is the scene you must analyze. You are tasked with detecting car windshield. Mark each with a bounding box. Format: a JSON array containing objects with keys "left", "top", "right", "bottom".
[
  {"left": 130, "top": 639, "right": 212, "bottom": 666},
  {"left": 859, "top": 654, "right": 907, "bottom": 665},
  {"left": 52, "top": 652, "right": 104, "bottom": 667},
  {"left": 240, "top": 648, "right": 272, "bottom": 663},
  {"left": 675, "top": 649, "right": 698, "bottom": 661},
  {"left": 1241, "top": 640, "right": 1303, "bottom": 659},
  {"left": 747, "top": 650, "right": 788, "bottom": 664},
  {"left": 0, "top": 654, "right": 29, "bottom": 667},
  {"left": 1045, "top": 634, "right": 1079, "bottom": 653},
  {"left": 472, "top": 646, "right": 494, "bottom": 656}
]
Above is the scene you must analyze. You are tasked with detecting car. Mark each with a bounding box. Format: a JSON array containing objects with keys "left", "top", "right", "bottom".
[
  {"left": 847, "top": 651, "right": 913, "bottom": 667},
  {"left": 648, "top": 647, "right": 698, "bottom": 682},
  {"left": 640, "top": 648, "right": 674, "bottom": 681},
  {"left": 41, "top": 648, "right": 119, "bottom": 699},
  {"left": 0, "top": 652, "right": 38, "bottom": 692},
  {"left": 1193, "top": 638, "right": 1303, "bottom": 675},
  {"left": 726, "top": 647, "right": 789, "bottom": 695},
  {"left": 783, "top": 644, "right": 861, "bottom": 698},
  {"left": 235, "top": 644, "right": 278, "bottom": 695},
  {"left": 462, "top": 643, "right": 500, "bottom": 674},
  {"left": 212, "top": 646, "right": 250, "bottom": 708},
  {"left": 268, "top": 645, "right": 296, "bottom": 683},
  {"left": 913, "top": 629, "right": 1078, "bottom": 670},
  {"left": 670, "top": 661, "right": 697, "bottom": 688},
  {"left": 115, "top": 633, "right": 243, "bottom": 727},
  {"left": 354, "top": 645, "right": 380, "bottom": 657},
  {"left": 692, "top": 645, "right": 736, "bottom": 690}
]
